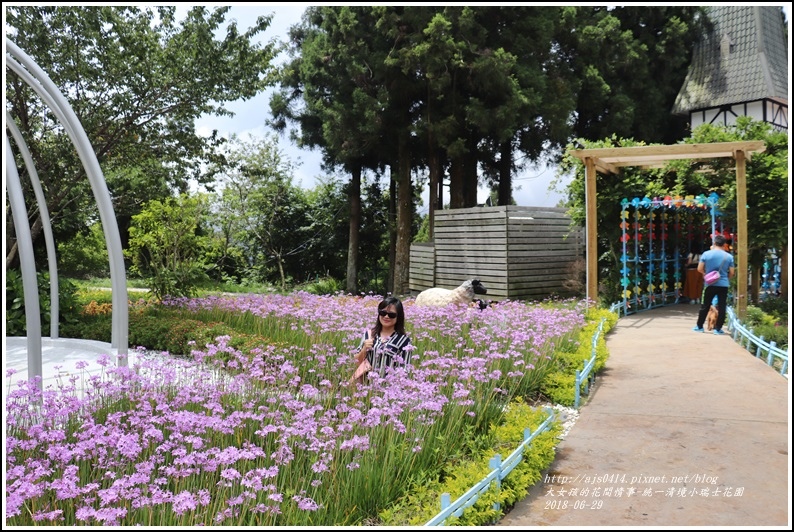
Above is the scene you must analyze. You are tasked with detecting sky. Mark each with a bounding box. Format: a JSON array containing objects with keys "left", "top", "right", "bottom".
[{"left": 188, "top": 3, "right": 792, "bottom": 212}]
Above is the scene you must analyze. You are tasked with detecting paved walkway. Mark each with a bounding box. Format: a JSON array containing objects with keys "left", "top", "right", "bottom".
[{"left": 499, "top": 305, "right": 790, "bottom": 528}]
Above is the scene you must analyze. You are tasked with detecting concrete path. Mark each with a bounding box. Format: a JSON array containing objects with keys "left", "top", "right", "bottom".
[{"left": 499, "top": 305, "right": 790, "bottom": 528}]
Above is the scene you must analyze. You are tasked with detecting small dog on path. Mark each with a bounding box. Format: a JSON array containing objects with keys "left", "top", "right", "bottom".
[{"left": 705, "top": 305, "right": 719, "bottom": 331}]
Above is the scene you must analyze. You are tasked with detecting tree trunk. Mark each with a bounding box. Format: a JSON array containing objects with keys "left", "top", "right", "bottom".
[
  {"left": 393, "top": 134, "right": 412, "bottom": 296},
  {"left": 276, "top": 253, "right": 286, "bottom": 292},
  {"left": 463, "top": 136, "right": 478, "bottom": 207},
  {"left": 346, "top": 165, "right": 362, "bottom": 293},
  {"left": 498, "top": 140, "right": 512, "bottom": 206},
  {"left": 437, "top": 159, "right": 445, "bottom": 212},
  {"left": 387, "top": 173, "right": 397, "bottom": 295},
  {"left": 428, "top": 148, "right": 440, "bottom": 241},
  {"left": 449, "top": 156, "right": 464, "bottom": 208},
  {"left": 6, "top": 211, "right": 45, "bottom": 270}
]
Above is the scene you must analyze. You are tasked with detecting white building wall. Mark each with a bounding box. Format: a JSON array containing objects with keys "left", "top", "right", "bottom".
[{"left": 690, "top": 100, "right": 787, "bottom": 130}]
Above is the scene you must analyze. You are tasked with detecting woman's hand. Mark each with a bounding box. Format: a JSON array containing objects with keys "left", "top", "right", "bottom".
[{"left": 362, "top": 337, "right": 374, "bottom": 353}]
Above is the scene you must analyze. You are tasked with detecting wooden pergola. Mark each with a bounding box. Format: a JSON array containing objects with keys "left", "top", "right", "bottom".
[{"left": 570, "top": 140, "right": 766, "bottom": 319}]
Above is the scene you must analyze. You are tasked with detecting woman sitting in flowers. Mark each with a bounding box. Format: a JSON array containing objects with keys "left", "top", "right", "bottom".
[{"left": 351, "top": 296, "right": 413, "bottom": 383}]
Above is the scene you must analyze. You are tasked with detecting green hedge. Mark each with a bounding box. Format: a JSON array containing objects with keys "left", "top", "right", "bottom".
[{"left": 540, "top": 308, "right": 618, "bottom": 407}]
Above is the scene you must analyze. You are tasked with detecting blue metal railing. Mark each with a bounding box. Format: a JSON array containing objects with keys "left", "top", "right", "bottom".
[
  {"left": 425, "top": 407, "right": 555, "bottom": 526},
  {"left": 573, "top": 317, "right": 607, "bottom": 409},
  {"left": 611, "top": 290, "right": 681, "bottom": 317},
  {"left": 725, "top": 307, "right": 789, "bottom": 378}
]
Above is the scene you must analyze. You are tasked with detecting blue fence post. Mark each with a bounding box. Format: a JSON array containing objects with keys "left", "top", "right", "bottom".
[
  {"left": 574, "top": 368, "right": 582, "bottom": 409},
  {"left": 489, "top": 454, "right": 502, "bottom": 512},
  {"left": 439, "top": 492, "right": 450, "bottom": 524},
  {"left": 767, "top": 342, "right": 777, "bottom": 367}
]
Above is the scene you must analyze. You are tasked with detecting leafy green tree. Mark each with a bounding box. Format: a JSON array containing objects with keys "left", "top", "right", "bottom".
[
  {"left": 210, "top": 134, "right": 311, "bottom": 291},
  {"left": 56, "top": 222, "right": 110, "bottom": 279},
  {"left": 271, "top": 6, "right": 394, "bottom": 293},
  {"left": 266, "top": 6, "right": 707, "bottom": 296},
  {"left": 126, "top": 193, "right": 211, "bottom": 301},
  {"left": 556, "top": 6, "right": 705, "bottom": 145},
  {"left": 479, "top": 7, "right": 575, "bottom": 206},
  {"left": 5, "top": 5, "right": 279, "bottom": 268},
  {"left": 556, "top": 136, "right": 653, "bottom": 303},
  {"left": 301, "top": 177, "right": 355, "bottom": 285}
]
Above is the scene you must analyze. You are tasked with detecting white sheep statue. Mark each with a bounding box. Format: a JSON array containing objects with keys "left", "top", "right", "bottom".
[{"left": 414, "top": 279, "right": 488, "bottom": 307}]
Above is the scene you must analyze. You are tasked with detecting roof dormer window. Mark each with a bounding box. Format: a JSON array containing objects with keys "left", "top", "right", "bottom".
[{"left": 720, "top": 32, "right": 735, "bottom": 56}]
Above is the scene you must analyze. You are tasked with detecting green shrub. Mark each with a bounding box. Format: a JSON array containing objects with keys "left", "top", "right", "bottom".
[
  {"left": 539, "top": 308, "right": 617, "bottom": 406},
  {"left": 743, "top": 306, "right": 768, "bottom": 328},
  {"left": 540, "top": 372, "right": 577, "bottom": 406},
  {"left": 57, "top": 223, "right": 110, "bottom": 278},
  {"left": 749, "top": 322, "right": 788, "bottom": 350},
  {"left": 742, "top": 304, "right": 788, "bottom": 350},
  {"left": 757, "top": 296, "right": 788, "bottom": 322},
  {"left": 5, "top": 269, "right": 81, "bottom": 336},
  {"left": 301, "top": 276, "right": 344, "bottom": 296},
  {"left": 62, "top": 313, "right": 113, "bottom": 343},
  {"left": 126, "top": 314, "right": 239, "bottom": 356}
]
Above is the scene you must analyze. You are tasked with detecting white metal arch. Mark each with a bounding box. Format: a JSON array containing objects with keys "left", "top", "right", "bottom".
[{"left": 5, "top": 38, "right": 129, "bottom": 389}]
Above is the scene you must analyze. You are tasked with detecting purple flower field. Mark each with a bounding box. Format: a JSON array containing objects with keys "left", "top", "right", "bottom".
[{"left": 5, "top": 292, "right": 587, "bottom": 526}]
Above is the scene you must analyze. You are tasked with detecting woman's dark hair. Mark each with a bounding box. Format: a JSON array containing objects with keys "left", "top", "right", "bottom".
[{"left": 373, "top": 296, "right": 406, "bottom": 336}]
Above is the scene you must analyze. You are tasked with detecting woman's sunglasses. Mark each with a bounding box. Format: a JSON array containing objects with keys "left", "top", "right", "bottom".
[{"left": 378, "top": 310, "right": 398, "bottom": 319}]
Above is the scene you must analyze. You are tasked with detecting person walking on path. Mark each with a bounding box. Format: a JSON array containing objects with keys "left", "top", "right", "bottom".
[{"left": 693, "top": 234, "right": 735, "bottom": 335}]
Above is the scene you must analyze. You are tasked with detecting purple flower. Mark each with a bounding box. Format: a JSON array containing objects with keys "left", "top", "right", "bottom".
[
  {"left": 197, "top": 489, "right": 211, "bottom": 506},
  {"left": 75, "top": 506, "right": 96, "bottom": 522},
  {"left": 292, "top": 494, "right": 321, "bottom": 511},
  {"left": 116, "top": 433, "right": 143, "bottom": 460},
  {"left": 172, "top": 490, "right": 198, "bottom": 515},
  {"left": 32, "top": 508, "right": 64, "bottom": 522},
  {"left": 220, "top": 467, "right": 241, "bottom": 481},
  {"left": 338, "top": 434, "right": 370, "bottom": 452}
]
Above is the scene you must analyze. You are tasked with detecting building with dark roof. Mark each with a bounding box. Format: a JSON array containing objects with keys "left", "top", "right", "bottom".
[{"left": 672, "top": 6, "right": 788, "bottom": 131}]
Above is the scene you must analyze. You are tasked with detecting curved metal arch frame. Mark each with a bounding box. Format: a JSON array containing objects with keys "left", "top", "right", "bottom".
[{"left": 5, "top": 38, "right": 129, "bottom": 389}]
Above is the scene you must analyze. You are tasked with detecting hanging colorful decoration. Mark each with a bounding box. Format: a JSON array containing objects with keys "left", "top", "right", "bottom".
[{"left": 619, "top": 193, "right": 721, "bottom": 313}]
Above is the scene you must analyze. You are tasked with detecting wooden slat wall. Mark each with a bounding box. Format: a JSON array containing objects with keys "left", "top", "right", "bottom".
[
  {"left": 408, "top": 242, "right": 435, "bottom": 292},
  {"left": 505, "top": 206, "right": 584, "bottom": 299},
  {"left": 409, "top": 205, "right": 584, "bottom": 300},
  {"left": 433, "top": 207, "right": 510, "bottom": 298}
]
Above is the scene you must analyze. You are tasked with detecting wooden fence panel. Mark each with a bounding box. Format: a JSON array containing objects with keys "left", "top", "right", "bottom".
[
  {"left": 409, "top": 242, "right": 435, "bottom": 292},
  {"left": 409, "top": 206, "right": 584, "bottom": 300}
]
